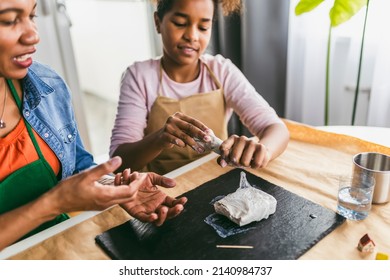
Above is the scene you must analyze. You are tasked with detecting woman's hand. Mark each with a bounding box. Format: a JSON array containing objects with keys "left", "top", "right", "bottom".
[
  {"left": 217, "top": 135, "right": 271, "bottom": 169},
  {"left": 48, "top": 157, "right": 140, "bottom": 216},
  {"left": 114, "top": 169, "right": 187, "bottom": 226},
  {"left": 158, "top": 112, "right": 212, "bottom": 154},
  {"left": 49, "top": 157, "right": 186, "bottom": 226}
]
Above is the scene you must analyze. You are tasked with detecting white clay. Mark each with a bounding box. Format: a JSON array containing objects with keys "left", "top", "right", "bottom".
[
  {"left": 193, "top": 129, "right": 222, "bottom": 155},
  {"left": 214, "top": 172, "right": 277, "bottom": 226}
]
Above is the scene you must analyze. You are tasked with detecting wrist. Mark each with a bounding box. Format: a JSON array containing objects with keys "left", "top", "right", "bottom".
[
  {"left": 33, "top": 190, "right": 63, "bottom": 222},
  {"left": 259, "top": 142, "right": 273, "bottom": 159}
]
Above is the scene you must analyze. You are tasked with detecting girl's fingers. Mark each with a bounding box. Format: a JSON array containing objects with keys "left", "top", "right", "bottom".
[
  {"left": 217, "top": 156, "right": 228, "bottom": 168},
  {"left": 174, "top": 112, "right": 209, "bottom": 134},
  {"left": 229, "top": 137, "right": 246, "bottom": 164},
  {"left": 166, "top": 113, "right": 210, "bottom": 152},
  {"left": 239, "top": 140, "right": 257, "bottom": 167},
  {"left": 114, "top": 173, "right": 122, "bottom": 185}
]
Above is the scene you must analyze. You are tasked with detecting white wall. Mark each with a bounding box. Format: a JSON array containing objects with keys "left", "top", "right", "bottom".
[
  {"left": 35, "top": 0, "right": 92, "bottom": 150},
  {"left": 66, "top": 0, "right": 155, "bottom": 103}
]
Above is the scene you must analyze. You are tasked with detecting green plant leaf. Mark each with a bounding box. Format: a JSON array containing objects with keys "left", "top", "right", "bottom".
[
  {"left": 330, "top": 0, "right": 367, "bottom": 26},
  {"left": 295, "top": 0, "right": 325, "bottom": 15}
]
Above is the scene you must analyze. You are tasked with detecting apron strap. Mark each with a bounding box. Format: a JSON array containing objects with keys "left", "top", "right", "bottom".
[
  {"left": 158, "top": 61, "right": 163, "bottom": 97},
  {"left": 201, "top": 59, "right": 222, "bottom": 90},
  {"left": 6, "top": 79, "right": 46, "bottom": 161}
]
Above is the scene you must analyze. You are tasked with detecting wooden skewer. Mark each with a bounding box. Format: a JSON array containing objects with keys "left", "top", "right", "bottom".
[{"left": 216, "top": 245, "right": 253, "bottom": 249}]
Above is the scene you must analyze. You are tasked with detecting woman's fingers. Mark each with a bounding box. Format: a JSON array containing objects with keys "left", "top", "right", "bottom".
[
  {"left": 87, "top": 156, "right": 122, "bottom": 182},
  {"left": 94, "top": 184, "right": 138, "bottom": 207},
  {"left": 132, "top": 211, "right": 158, "bottom": 223},
  {"left": 163, "top": 195, "right": 187, "bottom": 207},
  {"left": 154, "top": 206, "right": 169, "bottom": 226}
]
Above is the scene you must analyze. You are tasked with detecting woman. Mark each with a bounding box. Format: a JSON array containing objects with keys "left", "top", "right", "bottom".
[
  {"left": 110, "top": 0, "right": 289, "bottom": 174},
  {"left": 0, "top": 0, "right": 186, "bottom": 251}
]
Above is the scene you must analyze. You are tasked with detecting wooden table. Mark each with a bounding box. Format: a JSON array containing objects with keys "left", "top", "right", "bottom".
[
  {"left": 1, "top": 121, "right": 390, "bottom": 260},
  {"left": 316, "top": 125, "right": 390, "bottom": 148}
]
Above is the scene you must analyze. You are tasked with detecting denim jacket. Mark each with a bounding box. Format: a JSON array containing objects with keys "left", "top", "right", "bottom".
[{"left": 21, "top": 61, "right": 94, "bottom": 179}]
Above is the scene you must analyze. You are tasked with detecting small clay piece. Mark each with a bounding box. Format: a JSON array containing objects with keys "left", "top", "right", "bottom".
[{"left": 357, "top": 233, "right": 375, "bottom": 253}]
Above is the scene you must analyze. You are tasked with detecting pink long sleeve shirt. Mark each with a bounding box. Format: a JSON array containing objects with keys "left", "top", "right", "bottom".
[{"left": 110, "top": 54, "right": 284, "bottom": 156}]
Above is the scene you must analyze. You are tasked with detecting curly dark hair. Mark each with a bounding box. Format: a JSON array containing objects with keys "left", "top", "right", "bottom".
[{"left": 152, "top": 0, "right": 242, "bottom": 20}]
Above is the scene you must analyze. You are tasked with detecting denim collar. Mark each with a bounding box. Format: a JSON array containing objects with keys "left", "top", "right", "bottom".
[{"left": 22, "top": 68, "right": 55, "bottom": 110}]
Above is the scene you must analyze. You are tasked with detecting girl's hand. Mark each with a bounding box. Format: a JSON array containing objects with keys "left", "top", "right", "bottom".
[
  {"left": 217, "top": 135, "right": 271, "bottom": 169},
  {"left": 158, "top": 112, "right": 212, "bottom": 154}
]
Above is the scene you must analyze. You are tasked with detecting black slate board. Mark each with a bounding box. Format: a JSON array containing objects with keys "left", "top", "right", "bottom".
[{"left": 95, "top": 169, "right": 345, "bottom": 260}]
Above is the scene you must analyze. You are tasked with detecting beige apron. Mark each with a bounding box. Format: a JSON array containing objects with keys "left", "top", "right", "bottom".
[{"left": 144, "top": 60, "right": 228, "bottom": 174}]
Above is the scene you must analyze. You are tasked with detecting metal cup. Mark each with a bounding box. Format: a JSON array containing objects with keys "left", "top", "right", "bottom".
[{"left": 353, "top": 152, "right": 390, "bottom": 204}]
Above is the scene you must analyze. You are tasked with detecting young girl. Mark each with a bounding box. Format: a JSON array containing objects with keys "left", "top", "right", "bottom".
[
  {"left": 0, "top": 0, "right": 186, "bottom": 250},
  {"left": 110, "top": 0, "right": 289, "bottom": 174}
]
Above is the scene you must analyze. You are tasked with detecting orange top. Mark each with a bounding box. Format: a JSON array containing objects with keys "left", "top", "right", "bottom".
[{"left": 0, "top": 119, "right": 61, "bottom": 181}]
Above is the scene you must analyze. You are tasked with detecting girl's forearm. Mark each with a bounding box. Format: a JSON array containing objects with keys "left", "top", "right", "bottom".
[{"left": 258, "top": 123, "right": 290, "bottom": 160}]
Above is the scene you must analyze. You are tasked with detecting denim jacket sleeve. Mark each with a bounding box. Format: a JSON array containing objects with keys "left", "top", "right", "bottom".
[{"left": 22, "top": 62, "right": 94, "bottom": 179}]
